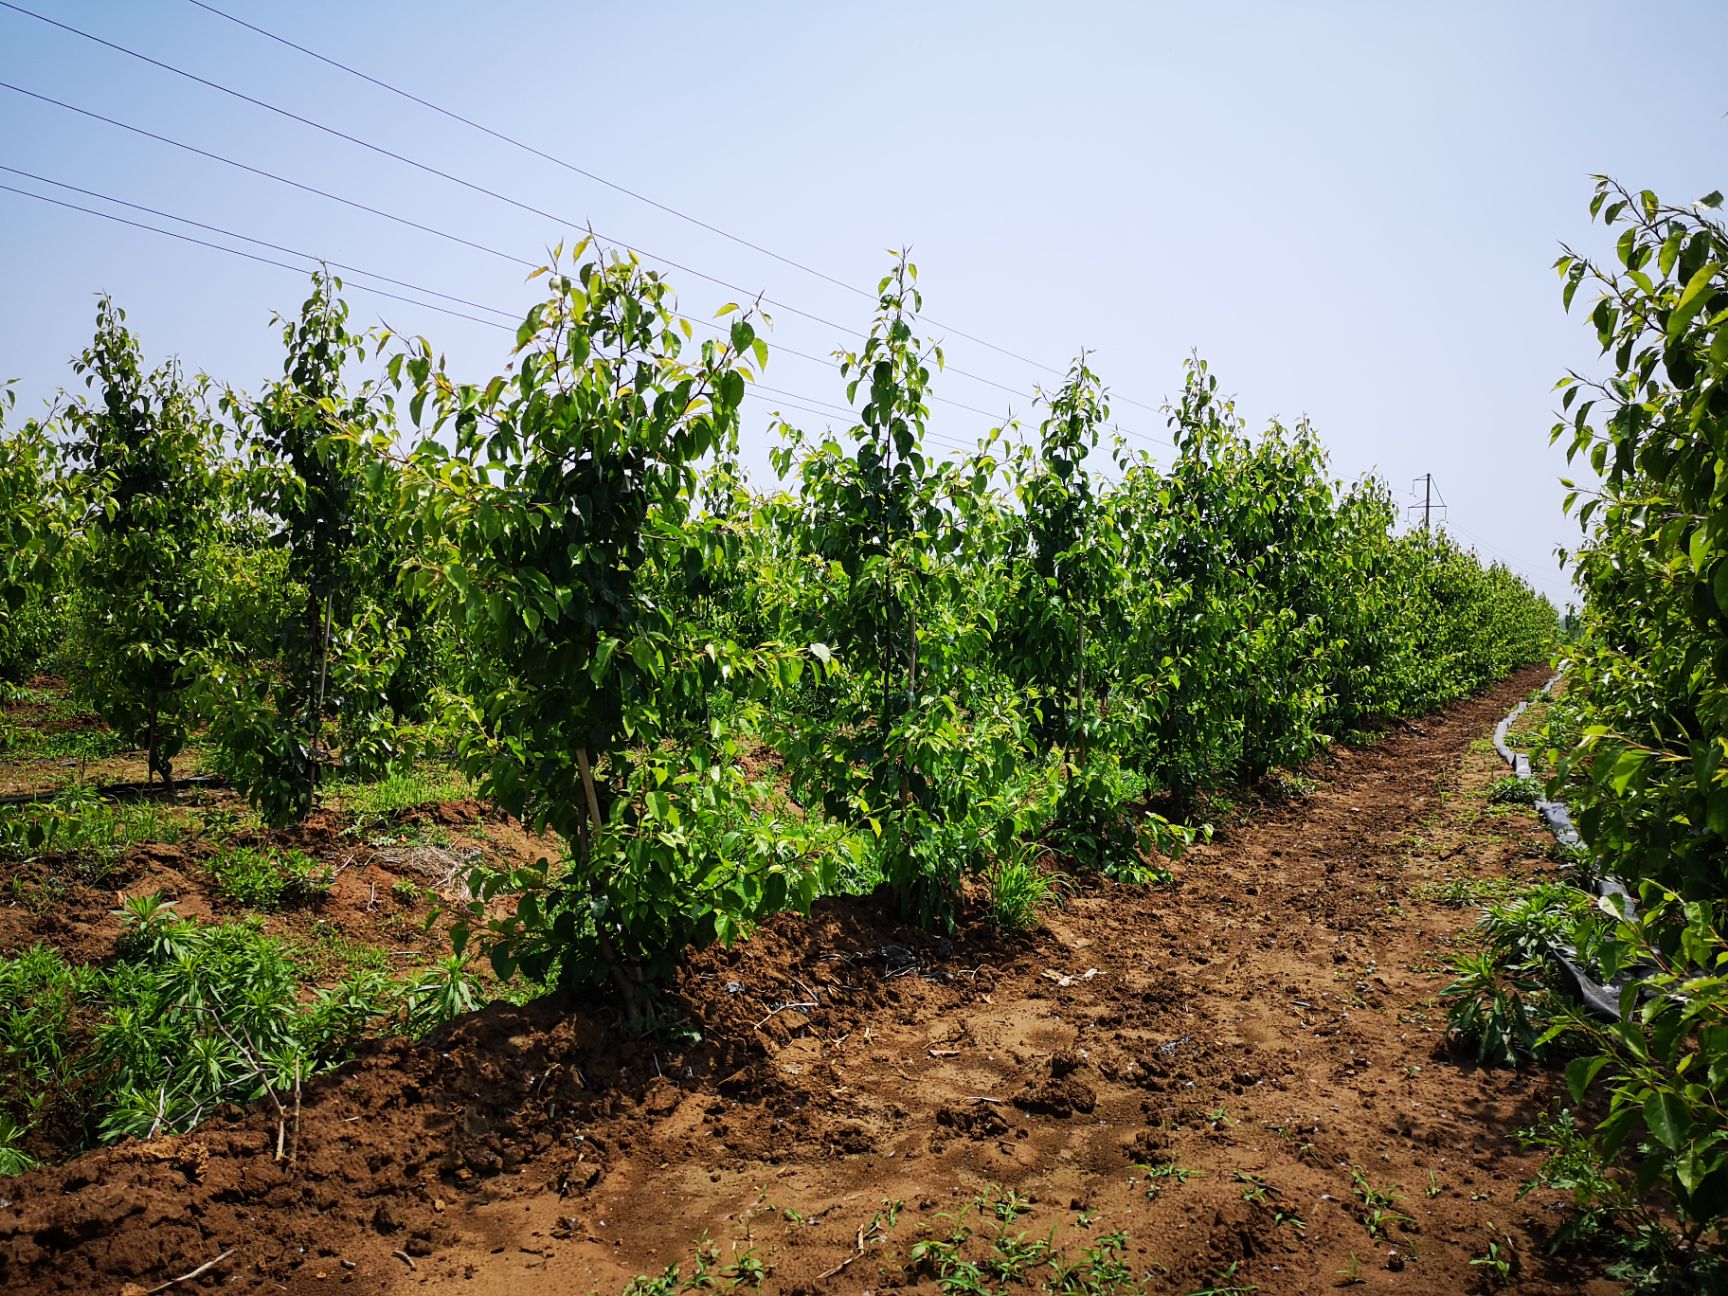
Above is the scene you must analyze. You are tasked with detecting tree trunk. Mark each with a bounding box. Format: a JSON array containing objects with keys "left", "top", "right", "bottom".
[{"left": 577, "top": 747, "right": 639, "bottom": 1015}]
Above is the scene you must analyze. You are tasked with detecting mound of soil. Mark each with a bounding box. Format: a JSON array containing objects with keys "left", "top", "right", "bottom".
[{"left": 1, "top": 669, "right": 1618, "bottom": 1295}]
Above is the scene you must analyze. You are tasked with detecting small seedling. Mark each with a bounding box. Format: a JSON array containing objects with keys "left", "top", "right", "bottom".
[
  {"left": 1351, "top": 1170, "right": 1401, "bottom": 1210},
  {"left": 1134, "top": 1163, "right": 1205, "bottom": 1199},
  {"left": 1361, "top": 1206, "right": 1412, "bottom": 1241},
  {"left": 985, "top": 1229, "right": 1053, "bottom": 1281},
  {"left": 1470, "top": 1238, "right": 1514, "bottom": 1287},
  {"left": 722, "top": 1249, "right": 769, "bottom": 1286},
  {"left": 1233, "top": 1171, "right": 1274, "bottom": 1205}
]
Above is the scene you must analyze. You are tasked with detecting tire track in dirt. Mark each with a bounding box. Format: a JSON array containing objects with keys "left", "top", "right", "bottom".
[{"left": 1, "top": 668, "right": 1617, "bottom": 1295}]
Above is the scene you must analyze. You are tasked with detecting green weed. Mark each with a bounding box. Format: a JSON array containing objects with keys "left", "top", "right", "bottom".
[
  {"left": 326, "top": 764, "right": 473, "bottom": 819},
  {"left": 0, "top": 785, "right": 195, "bottom": 873},
  {"left": 1487, "top": 775, "right": 1540, "bottom": 806},
  {"left": 204, "top": 844, "right": 332, "bottom": 910},
  {"left": 0, "top": 909, "right": 480, "bottom": 1173},
  {"left": 1412, "top": 874, "right": 1523, "bottom": 907},
  {"left": 986, "top": 853, "right": 1055, "bottom": 933}
]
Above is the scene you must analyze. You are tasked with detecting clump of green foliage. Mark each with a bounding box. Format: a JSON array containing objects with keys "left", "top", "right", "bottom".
[
  {"left": 905, "top": 1187, "right": 1144, "bottom": 1294},
  {"left": 1480, "top": 178, "right": 1728, "bottom": 1284},
  {"left": 0, "top": 895, "right": 477, "bottom": 1172},
  {"left": 985, "top": 850, "right": 1058, "bottom": 932},
  {"left": 1488, "top": 775, "right": 1541, "bottom": 806},
  {"left": 1443, "top": 882, "right": 1594, "bottom": 1065},
  {"left": 203, "top": 844, "right": 332, "bottom": 910}
]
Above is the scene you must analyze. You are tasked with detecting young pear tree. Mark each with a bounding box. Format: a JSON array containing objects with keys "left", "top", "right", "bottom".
[
  {"left": 63, "top": 299, "right": 220, "bottom": 786},
  {"left": 775, "top": 255, "right": 1049, "bottom": 926},
  {"left": 205, "top": 272, "right": 403, "bottom": 824},
  {"left": 401, "top": 244, "right": 838, "bottom": 1008}
]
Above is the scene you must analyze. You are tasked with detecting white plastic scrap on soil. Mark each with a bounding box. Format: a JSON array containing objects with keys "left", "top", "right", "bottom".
[{"left": 1493, "top": 673, "right": 1637, "bottom": 1019}]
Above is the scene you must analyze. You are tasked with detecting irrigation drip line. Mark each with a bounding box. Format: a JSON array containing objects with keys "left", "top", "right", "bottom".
[
  {"left": 1490, "top": 676, "right": 1641, "bottom": 1020},
  {"left": 0, "top": 774, "right": 225, "bottom": 808}
]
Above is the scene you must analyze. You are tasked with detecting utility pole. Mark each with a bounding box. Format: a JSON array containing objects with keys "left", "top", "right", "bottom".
[{"left": 1408, "top": 474, "right": 1447, "bottom": 531}]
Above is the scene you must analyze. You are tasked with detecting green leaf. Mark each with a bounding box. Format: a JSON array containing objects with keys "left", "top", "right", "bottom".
[
  {"left": 1667, "top": 261, "right": 1722, "bottom": 340},
  {"left": 1566, "top": 1054, "right": 1610, "bottom": 1103},
  {"left": 1645, "top": 1090, "right": 1692, "bottom": 1150}
]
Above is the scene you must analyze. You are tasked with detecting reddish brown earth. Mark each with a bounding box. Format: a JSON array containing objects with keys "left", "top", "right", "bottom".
[
  {"left": 0, "top": 668, "right": 1620, "bottom": 1295},
  {"left": 0, "top": 792, "right": 542, "bottom": 988}
]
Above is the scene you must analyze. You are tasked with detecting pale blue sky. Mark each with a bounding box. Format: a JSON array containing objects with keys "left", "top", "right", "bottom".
[{"left": 3, "top": 2, "right": 1725, "bottom": 608}]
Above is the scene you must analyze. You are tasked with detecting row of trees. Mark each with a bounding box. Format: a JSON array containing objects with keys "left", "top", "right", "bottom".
[
  {"left": 1, "top": 287, "right": 445, "bottom": 816},
  {"left": 0, "top": 249, "right": 1559, "bottom": 1011},
  {"left": 1533, "top": 180, "right": 1728, "bottom": 1270}
]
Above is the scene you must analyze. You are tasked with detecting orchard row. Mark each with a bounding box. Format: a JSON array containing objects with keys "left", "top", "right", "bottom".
[{"left": 0, "top": 247, "right": 1559, "bottom": 1004}]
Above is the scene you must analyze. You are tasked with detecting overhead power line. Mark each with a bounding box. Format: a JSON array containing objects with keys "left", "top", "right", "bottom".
[
  {"left": 180, "top": 0, "right": 1147, "bottom": 403},
  {"left": 0, "top": 82, "right": 1164, "bottom": 451},
  {"left": 182, "top": 0, "right": 875, "bottom": 307},
  {"left": 0, "top": 81, "right": 534, "bottom": 270},
  {"left": 1445, "top": 520, "right": 1565, "bottom": 580},
  {"left": 0, "top": 2, "right": 1173, "bottom": 440},
  {"left": 0, "top": 181, "right": 508, "bottom": 330},
  {"left": 0, "top": 164, "right": 517, "bottom": 320},
  {"left": 2, "top": 160, "right": 1045, "bottom": 436},
  {"left": 0, "top": 179, "right": 980, "bottom": 455},
  {"left": 2, "top": 88, "right": 1166, "bottom": 453},
  {"left": 0, "top": 2, "right": 865, "bottom": 337}
]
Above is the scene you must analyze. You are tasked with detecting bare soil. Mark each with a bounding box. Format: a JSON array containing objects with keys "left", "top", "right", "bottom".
[{"left": 0, "top": 668, "right": 1621, "bottom": 1295}]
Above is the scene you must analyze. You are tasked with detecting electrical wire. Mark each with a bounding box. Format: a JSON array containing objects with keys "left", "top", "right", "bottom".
[
  {"left": 0, "top": 5, "right": 1175, "bottom": 441},
  {"left": 0, "top": 179, "right": 986, "bottom": 455},
  {"left": 0, "top": 164, "right": 519, "bottom": 320},
  {"left": 3, "top": 159, "right": 1035, "bottom": 433},
  {"left": 0, "top": 181, "right": 506, "bottom": 330},
  {"left": 0, "top": 81, "right": 537, "bottom": 270},
  {"left": 3, "top": 80, "right": 1164, "bottom": 449},
  {"left": 1445, "top": 521, "right": 1565, "bottom": 579},
  {"left": 0, "top": 1, "right": 876, "bottom": 339},
  {"left": 180, "top": 0, "right": 1158, "bottom": 406},
  {"left": 182, "top": 0, "right": 875, "bottom": 307}
]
